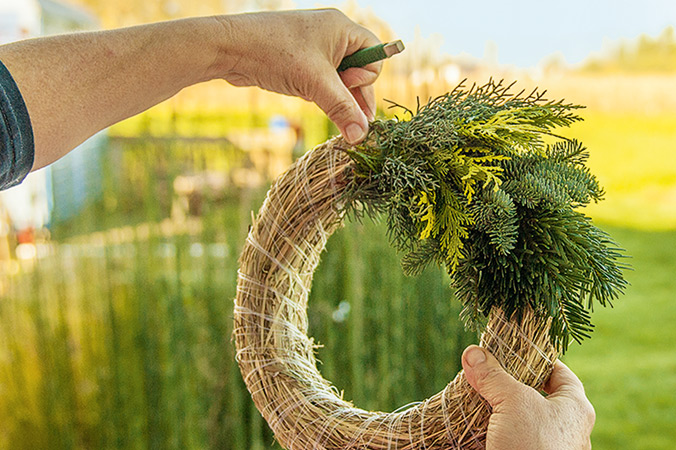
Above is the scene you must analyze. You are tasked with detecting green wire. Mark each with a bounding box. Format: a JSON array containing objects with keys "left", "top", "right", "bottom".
[{"left": 338, "top": 43, "right": 389, "bottom": 71}]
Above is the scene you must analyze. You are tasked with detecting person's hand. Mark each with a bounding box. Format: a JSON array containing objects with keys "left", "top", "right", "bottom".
[
  {"left": 461, "top": 345, "right": 595, "bottom": 450},
  {"left": 213, "top": 9, "right": 382, "bottom": 144}
]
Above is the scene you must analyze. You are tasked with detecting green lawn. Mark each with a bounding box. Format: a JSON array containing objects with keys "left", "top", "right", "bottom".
[
  {"left": 560, "top": 111, "right": 676, "bottom": 449},
  {"left": 564, "top": 227, "right": 676, "bottom": 449},
  {"left": 566, "top": 112, "right": 676, "bottom": 230}
]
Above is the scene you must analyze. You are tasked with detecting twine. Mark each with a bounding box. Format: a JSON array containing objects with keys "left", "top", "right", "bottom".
[{"left": 234, "top": 137, "right": 559, "bottom": 449}]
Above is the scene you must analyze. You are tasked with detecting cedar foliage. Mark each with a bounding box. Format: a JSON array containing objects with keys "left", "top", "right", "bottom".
[{"left": 343, "top": 79, "right": 628, "bottom": 351}]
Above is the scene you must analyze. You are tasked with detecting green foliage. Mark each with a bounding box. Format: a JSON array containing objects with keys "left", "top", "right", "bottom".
[{"left": 344, "top": 79, "right": 628, "bottom": 351}]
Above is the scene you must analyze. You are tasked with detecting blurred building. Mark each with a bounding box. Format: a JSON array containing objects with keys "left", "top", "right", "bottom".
[{"left": 0, "top": 0, "right": 105, "bottom": 250}]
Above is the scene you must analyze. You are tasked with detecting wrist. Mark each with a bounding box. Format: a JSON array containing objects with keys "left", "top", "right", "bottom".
[
  {"left": 166, "top": 17, "right": 228, "bottom": 85},
  {"left": 206, "top": 14, "right": 247, "bottom": 83}
]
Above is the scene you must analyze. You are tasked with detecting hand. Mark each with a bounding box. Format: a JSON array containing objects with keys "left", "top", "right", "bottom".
[
  {"left": 462, "top": 345, "right": 595, "bottom": 450},
  {"left": 214, "top": 9, "right": 382, "bottom": 144}
]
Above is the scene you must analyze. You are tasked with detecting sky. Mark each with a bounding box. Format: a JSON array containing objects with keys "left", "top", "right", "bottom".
[{"left": 294, "top": 0, "right": 676, "bottom": 67}]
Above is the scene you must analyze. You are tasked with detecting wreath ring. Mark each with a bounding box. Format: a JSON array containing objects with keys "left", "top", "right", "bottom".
[{"left": 234, "top": 137, "right": 558, "bottom": 450}]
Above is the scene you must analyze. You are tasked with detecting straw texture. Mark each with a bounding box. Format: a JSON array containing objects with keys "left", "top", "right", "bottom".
[{"left": 234, "top": 137, "right": 559, "bottom": 449}]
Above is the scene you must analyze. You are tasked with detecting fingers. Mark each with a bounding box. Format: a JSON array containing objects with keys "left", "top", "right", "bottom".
[
  {"left": 340, "top": 16, "right": 382, "bottom": 61},
  {"left": 219, "top": 9, "right": 383, "bottom": 145},
  {"left": 315, "top": 11, "right": 381, "bottom": 143},
  {"left": 544, "top": 360, "right": 594, "bottom": 428},
  {"left": 543, "top": 360, "right": 586, "bottom": 397},
  {"left": 341, "top": 67, "right": 379, "bottom": 120},
  {"left": 351, "top": 86, "right": 375, "bottom": 121},
  {"left": 312, "top": 67, "right": 369, "bottom": 144},
  {"left": 339, "top": 65, "right": 381, "bottom": 89},
  {"left": 461, "top": 345, "right": 530, "bottom": 409},
  {"left": 545, "top": 360, "right": 596, "bottom": 435}
]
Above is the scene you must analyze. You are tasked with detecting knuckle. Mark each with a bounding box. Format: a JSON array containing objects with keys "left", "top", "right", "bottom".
[
  {"left": 473, "top": 366, "right": 503, "bottom": 392},
  {"left": 288, "top": 61, "right": 319, "bottom": 100},
  {"left": 583, "top": 433, "right": 593, "bottom": 450},
  {"left": 319, "top": 8, "right": 346, "bottom": 21},
  {"left": 583, "top": 399, "right": 596, "bottom": 428},
  {"left": 356, "top": 23, "right": 379, "bottom": 42},
  {"left": 325, "top": 98, "right": 356, "bottom": 122},
  {"left": 569, "top": 388, "right": 595, "bottom": 429}
]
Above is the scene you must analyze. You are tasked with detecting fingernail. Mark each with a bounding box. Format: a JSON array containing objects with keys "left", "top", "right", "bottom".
[
  {"left": 345, "top": 123, "right": 366, "bottom": 144},
  {"left": 465, "top": 347, "right": 486, "bottom": 368}
]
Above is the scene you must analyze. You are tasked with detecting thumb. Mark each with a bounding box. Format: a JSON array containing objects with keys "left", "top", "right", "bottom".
[
  {"left": 311, "top": 67, "right": 369, "bottom": 145},
  {"left": 461, "top": 345, "right": 527, "bottom": 409}
]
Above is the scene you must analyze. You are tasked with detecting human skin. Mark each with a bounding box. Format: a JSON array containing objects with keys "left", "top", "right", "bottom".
[
  {"left": 462, "top": 345, "right": 595, "bottom": 450},
  {"left": 0, "top": 9, "right": 381, "bottom": 170}
]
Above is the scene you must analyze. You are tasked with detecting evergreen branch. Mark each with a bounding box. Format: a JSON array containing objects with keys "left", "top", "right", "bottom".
[{"left": 341, "top": 79, "right": 628, "bottom": 351}]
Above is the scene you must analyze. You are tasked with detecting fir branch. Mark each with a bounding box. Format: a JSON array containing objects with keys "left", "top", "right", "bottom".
[{"left": 341, "top": 79, "right": 627, "bottom": 351}]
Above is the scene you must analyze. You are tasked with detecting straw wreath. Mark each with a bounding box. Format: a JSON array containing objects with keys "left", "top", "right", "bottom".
[{"left": 234, "top": 81, "right": 627, "bottom": 449}]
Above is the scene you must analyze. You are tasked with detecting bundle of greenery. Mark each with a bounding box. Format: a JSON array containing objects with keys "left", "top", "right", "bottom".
[{"left": 344, "top": 79, "right": 628, "bottom": 351}]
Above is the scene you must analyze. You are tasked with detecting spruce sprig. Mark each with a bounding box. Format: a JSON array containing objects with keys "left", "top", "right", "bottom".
[{"left": 342, "top": 79, "right": 628, "bottom": 351}]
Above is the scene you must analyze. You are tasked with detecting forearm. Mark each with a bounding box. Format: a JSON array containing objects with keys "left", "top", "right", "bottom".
[
  {"left": 0, "top": 16, "right": 223, "bottom": 170},
  {"left": 0, "top": 9, "right": 381, "bottom": 175}
]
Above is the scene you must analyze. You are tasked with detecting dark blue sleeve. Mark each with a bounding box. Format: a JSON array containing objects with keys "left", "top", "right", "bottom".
[{"left": 0, "top": 59, "right": 35, "bottom": 190}]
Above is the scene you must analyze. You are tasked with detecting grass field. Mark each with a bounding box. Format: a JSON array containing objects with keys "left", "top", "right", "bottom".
[
  {"left": 567, "top": 112, "right": 676, "bottom": 230},
  {"left": 565, "top": 227, "right": 676, "bottom": 449},
  {"left": 562, "top": 108, "right": 676, "bottom": 449},
  {"left": 0, "top": 139, "right": 477, "bottom": 449}
]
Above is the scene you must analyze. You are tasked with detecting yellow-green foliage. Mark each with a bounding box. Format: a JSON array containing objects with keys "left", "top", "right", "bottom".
[
  {"left": 414, "top": 150, "right": 507, "bottom": 269},
  {"left": 346, "top": 80, "right": 583, "bottom": 274},
  {"left": 344, "top": 80, "right": 628, "bottom": 350}
]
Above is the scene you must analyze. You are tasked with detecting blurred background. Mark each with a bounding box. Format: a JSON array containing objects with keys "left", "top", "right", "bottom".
[{"left": 0, "top": 0, "right": 674, "bottom": 449}]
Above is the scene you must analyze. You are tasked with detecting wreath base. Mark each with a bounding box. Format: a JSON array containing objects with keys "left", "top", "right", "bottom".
[{"left": 235, "top": 137, "right": 558, "bottom": 449}]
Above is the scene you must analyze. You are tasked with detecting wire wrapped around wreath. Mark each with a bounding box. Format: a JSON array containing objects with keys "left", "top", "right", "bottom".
[{"left": 234, "top": 81, "right": 627, "bottom": 449}]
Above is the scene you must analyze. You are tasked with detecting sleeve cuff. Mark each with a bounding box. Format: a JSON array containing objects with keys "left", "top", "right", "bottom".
[{"left": 0, "top": 59, "right": 35, "bottom": 190}]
